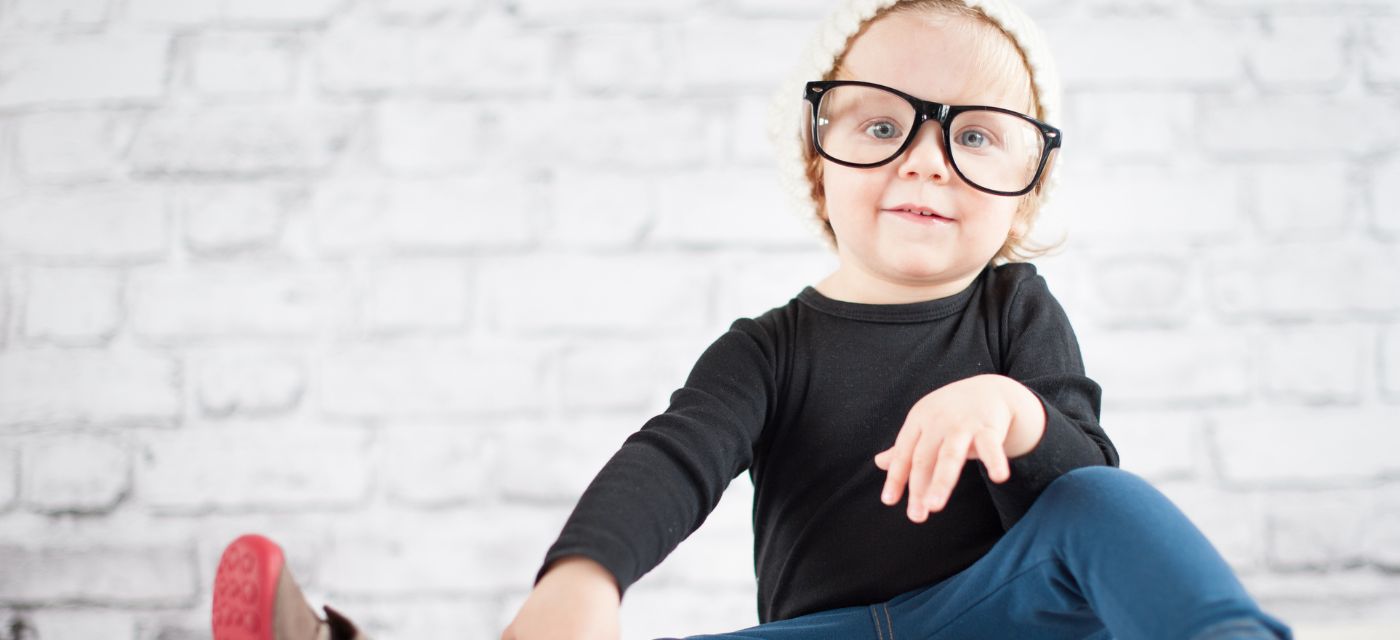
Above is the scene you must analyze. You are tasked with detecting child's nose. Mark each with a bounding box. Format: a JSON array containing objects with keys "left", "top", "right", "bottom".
[{"left": 895, "top": 123, "right": 954, "bottom": 184}]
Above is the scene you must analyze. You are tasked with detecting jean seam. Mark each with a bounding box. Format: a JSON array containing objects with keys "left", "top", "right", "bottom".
[
  {"left": 883, "top": 603, "right": 895, "bottom": 640},
  {"left": 926, "top": 556, "right": 1063, "bottom": 638},
  {"left": 869, "top": 605, "right": 885, "bottom": 640}
]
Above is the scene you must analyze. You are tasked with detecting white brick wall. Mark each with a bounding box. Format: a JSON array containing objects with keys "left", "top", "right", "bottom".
[{"left": 1, "top": 0, "right": 1398, "bottom": 638}]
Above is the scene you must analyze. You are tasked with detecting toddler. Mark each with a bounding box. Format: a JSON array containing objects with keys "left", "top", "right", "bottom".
[{"left": 212, "top": 1, "right": 1296, "bottom": 639}]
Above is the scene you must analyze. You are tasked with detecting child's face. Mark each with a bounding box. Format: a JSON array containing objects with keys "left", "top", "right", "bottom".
[{"left": 820, "top": 11, "right": 1037, "bottom": 294}]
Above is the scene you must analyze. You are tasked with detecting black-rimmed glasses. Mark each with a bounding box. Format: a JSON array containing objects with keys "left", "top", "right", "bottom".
[{"left": 804, "top": 80, "right": 1062, "bottom": 196}]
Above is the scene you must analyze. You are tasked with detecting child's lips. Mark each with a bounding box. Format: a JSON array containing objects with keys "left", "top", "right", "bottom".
[{"left": 885, "top": 208, "right": 955, "bottom": 224}]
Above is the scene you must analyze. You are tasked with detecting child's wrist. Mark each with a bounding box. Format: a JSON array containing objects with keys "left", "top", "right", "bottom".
[{"left": 542, "top": 555, "right": 622, "bottom": 603}]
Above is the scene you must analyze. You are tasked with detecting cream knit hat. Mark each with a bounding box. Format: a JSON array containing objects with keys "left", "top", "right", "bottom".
[{"left": 765, "top": 0, "right": 1064, "bottom": 244}]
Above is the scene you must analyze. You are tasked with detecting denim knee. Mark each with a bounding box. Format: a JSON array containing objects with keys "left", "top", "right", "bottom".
[{"left": 1036, "top": 465, "right": 1152, "bottom": 518}]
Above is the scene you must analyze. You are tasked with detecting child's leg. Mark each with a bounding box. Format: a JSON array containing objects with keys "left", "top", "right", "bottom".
[
  {"left": 880, "top": 466, "right": 1292, "bottom": 640},
  {"left": 213, "top": 534, "right": 374, "bottom": 640}
]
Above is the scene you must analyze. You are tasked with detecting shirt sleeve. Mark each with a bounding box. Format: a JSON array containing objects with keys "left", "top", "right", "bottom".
[
  {"left": 980, "top": 269, "right": 1119, "bottom": 530},
  {"left": 533, "top": 317, "right": 776, "bottom": 600}
]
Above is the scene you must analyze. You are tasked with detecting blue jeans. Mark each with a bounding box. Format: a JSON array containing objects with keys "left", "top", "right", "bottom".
[{"left": 674, "top": 466, "right": 1293, "bottom": 640}]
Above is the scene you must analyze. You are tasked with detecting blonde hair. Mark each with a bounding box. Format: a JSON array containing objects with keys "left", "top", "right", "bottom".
[{"left": 802, "top": 0, "right": 1065, "bottom": 265}]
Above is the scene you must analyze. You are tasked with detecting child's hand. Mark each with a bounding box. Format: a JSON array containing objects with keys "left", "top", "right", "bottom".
[{"left": 872, "top": 374, "right": 1017, "bottom": 523}]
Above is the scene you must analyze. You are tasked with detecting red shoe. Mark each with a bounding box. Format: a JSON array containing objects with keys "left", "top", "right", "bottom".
[{"left": 212, "top": 534, "right": 337, "bottom": 640}]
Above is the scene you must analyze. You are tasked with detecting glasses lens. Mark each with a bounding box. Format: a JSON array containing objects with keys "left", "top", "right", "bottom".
[
  {"left": 948, "top": 109, "right": 1045, "bottom": 193},
  {"left": 813, "top": 84, "right": 916, "bottom": 165},
  {"left": 813, "top": 84, "right": 1046, "bottom": 193}
]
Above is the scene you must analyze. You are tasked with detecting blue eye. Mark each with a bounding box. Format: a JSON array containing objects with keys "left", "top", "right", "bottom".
[
  {"left": 865, "top": 121, "right": 902, "bottom": 140},
  {"left": 956, "top": 129, "right": 989, "bottom": 148}
]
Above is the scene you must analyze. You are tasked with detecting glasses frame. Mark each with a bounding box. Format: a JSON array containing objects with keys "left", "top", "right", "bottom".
[{"left": 804, "top": 79, "right": 1063, "bottom": 197}]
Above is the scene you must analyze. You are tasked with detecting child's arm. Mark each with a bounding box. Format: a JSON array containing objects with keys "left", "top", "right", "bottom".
[
  {"left": 981, "top": 267, "right": 1118, "bottom": 528},
  {"left": 530, "top": 316, "right": 776, "bottom": 606}
]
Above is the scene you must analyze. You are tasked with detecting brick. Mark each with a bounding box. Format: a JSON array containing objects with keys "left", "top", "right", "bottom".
[
  {"left": 193, "top": 349, "right": 305, "bottom": 418},
  {"left": 373, "top": 0, "right": 472, "bottom": 21},
  {"left": 1368, "top": 16, "right": 1400, "bottom": 86},
  {"left": 0, "top": 185, "right": 167, "bottom": 263},
  {"left": 319, "top": 341, "right": 545, "bottom": 419},
  {"left": 1247, "top": 161, "right": 1355, "bottom": 240},
  {"left": 413, "top": 13, "right": 553, "bottom": 94},
  {"left": 313, "top": 21, "right": 416, "bottom": 94},
  {"left": 124, "top": 0, "right": 217, "bottom": 25},
  {"left": 380, "top": 424, "right": 495, "bottom": 506},
  {"left": 1066, "top": 90, "right": 1195, "bottom": 159},
  {"left": 0, "top": 347, "right": 179, "bottom": 428},
  {"left": 497, "top": 416, "right": 641, "bottom": 501},
  {"left": 652, "top": 168, "right": 820, "bottom": 247},
  {"left": 529, "top": 99, "right": 721, "bottom": 170},
  {"left": 189, "top": 32, "right": 298, "bottom": 97},
  {"left": 1259, "top": 323, "right": 1367, "bottom": 406},
  {"left": 23, "top": 610, "right": 136, "bottom": 640},
  {"left": 0, "top": 444, "right": 16, "bottom": 510},
  {"left": 1243, "top": 570, "right": 1400, "bottom": 626},
  {"left": 477, "top": 255, "right": 712, "bottom": 335},
  {"left": 1095, "top": 410, "right": 1200, "bottom": 482},
  {"left": 1204, "top": 241, "right": 1400, "bottom": 320},
  {"left": 1082, "top": 328, "right": 1253, "bottom": 408},
  {"left": 309, "top": 175, "right": 536, "bottom": 254},
  {"left": 1245, "top": 14, "right": 1349, "bottom": 90},
  {"left": 540, "top": 170, "right": 652, "bottom": 249},
  {"left": 6, "top": 0, "right": 112, "bottom": 25},
  {"left": 1374, "top": 154, "right": 1400, "bottom": 239},
  {"left": 1363, "top": 485, "right": 1400, "bottom": 569},
  {"left": 128, "top": 263, "right": 353, "bottom": 341},
  {"left": 12, "top": 110, "right": 137, "bottom": 183},
  {"left": 512, "top": 0, "right": 702, "bottom": 23},
  {"left": 359, "top": 259, "right": 470, "bottom": 334},
  {"left": 1265, "top": 488, "right": 1369, "bottom": 570},
  {"left": 1042, "top": 16, "right": 1245, "bottom": 88},
  {"left": 676, "top": 18, "right": 811, "bottom": 90},
  {"left": 732, "top": 91, "right": 777, "bottom": 165},
  {"left": 178, "top": 183, "right": 294, "bottom": 256},
  {"left": 221, "top": 0, "right": 341, "bottom": 25},
  {"left": 374, "top": 101, "right": 487, "bottom": 173},
  {"left": 1153, "top": 480, "right": 1267, "bottom": 572},
  {"left": 316, "top": 15, "right": 552, "bottom": 95},
  {"left": 729, "top": 0, "right": 829, "bottom": 17},
  {"left": 1209, "top": 406, "right": 1400, "bottom": 486},
  {"left": 1200, "top": 0, "right": 1392, "bottom": 8},
  {"left": 318, "top": 506, "right": 566, "bottom": 595},
  {"left": 568, "top": 24, "right": 667, "bottom": 94},
  {"left": 0, "top": 543, "right": 197, "bottom": 605},
  {"left": 1083, "top": 250, "right": 1195, "bottom": 327},
  {"left": 1383, "top": 323, "right": 1400, "bottom": 401},
  {"left": 715, "top": 250, "right": 836, "bottom": 321},
  {"left": 20, "top": 432, "right": 129, "bottom": 513},
  {"left": 19, "top": 267, "right": 123, "bottom": 346},
  {"left": 0, "top": 34, "right": 168, "bottom": 109},
  {"left": 128, "top": 105, "right": 357, "bottom": 176},
  {"left": 1049, "top": 161, "right": 1241, "bottom": 247},
  {"left": 138, "top": 426, "right": 371, "bottom": 511},
  {"left": 1199, "top": 95, "right": 1400, "bottom": 158},
  {"left": 559, "top": 339, "right": 705, "bottom": 412}
]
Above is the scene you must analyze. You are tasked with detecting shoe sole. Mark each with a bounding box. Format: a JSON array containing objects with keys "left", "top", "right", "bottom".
[{"left": 212, "top": 534, "right": 284, "bottom": 640}]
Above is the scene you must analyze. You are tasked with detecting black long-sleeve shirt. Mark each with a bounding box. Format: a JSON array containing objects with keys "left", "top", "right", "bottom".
[{"left": 535, "top": 261, "right": 1119, "bottom": 624}]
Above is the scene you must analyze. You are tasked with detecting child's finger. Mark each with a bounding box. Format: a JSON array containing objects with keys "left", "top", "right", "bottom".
[
  {"left": 923, "top": 432, "right": 972, "bottom": 512},
  {"left": 905, "top": 431, "right": 942, "bottom": 521},
  {"left": 879, "top": 441, "right": 913, "bottom": 506},
  {"left": 973, "top": 431, "right": 1011, "bottom": 483}
]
